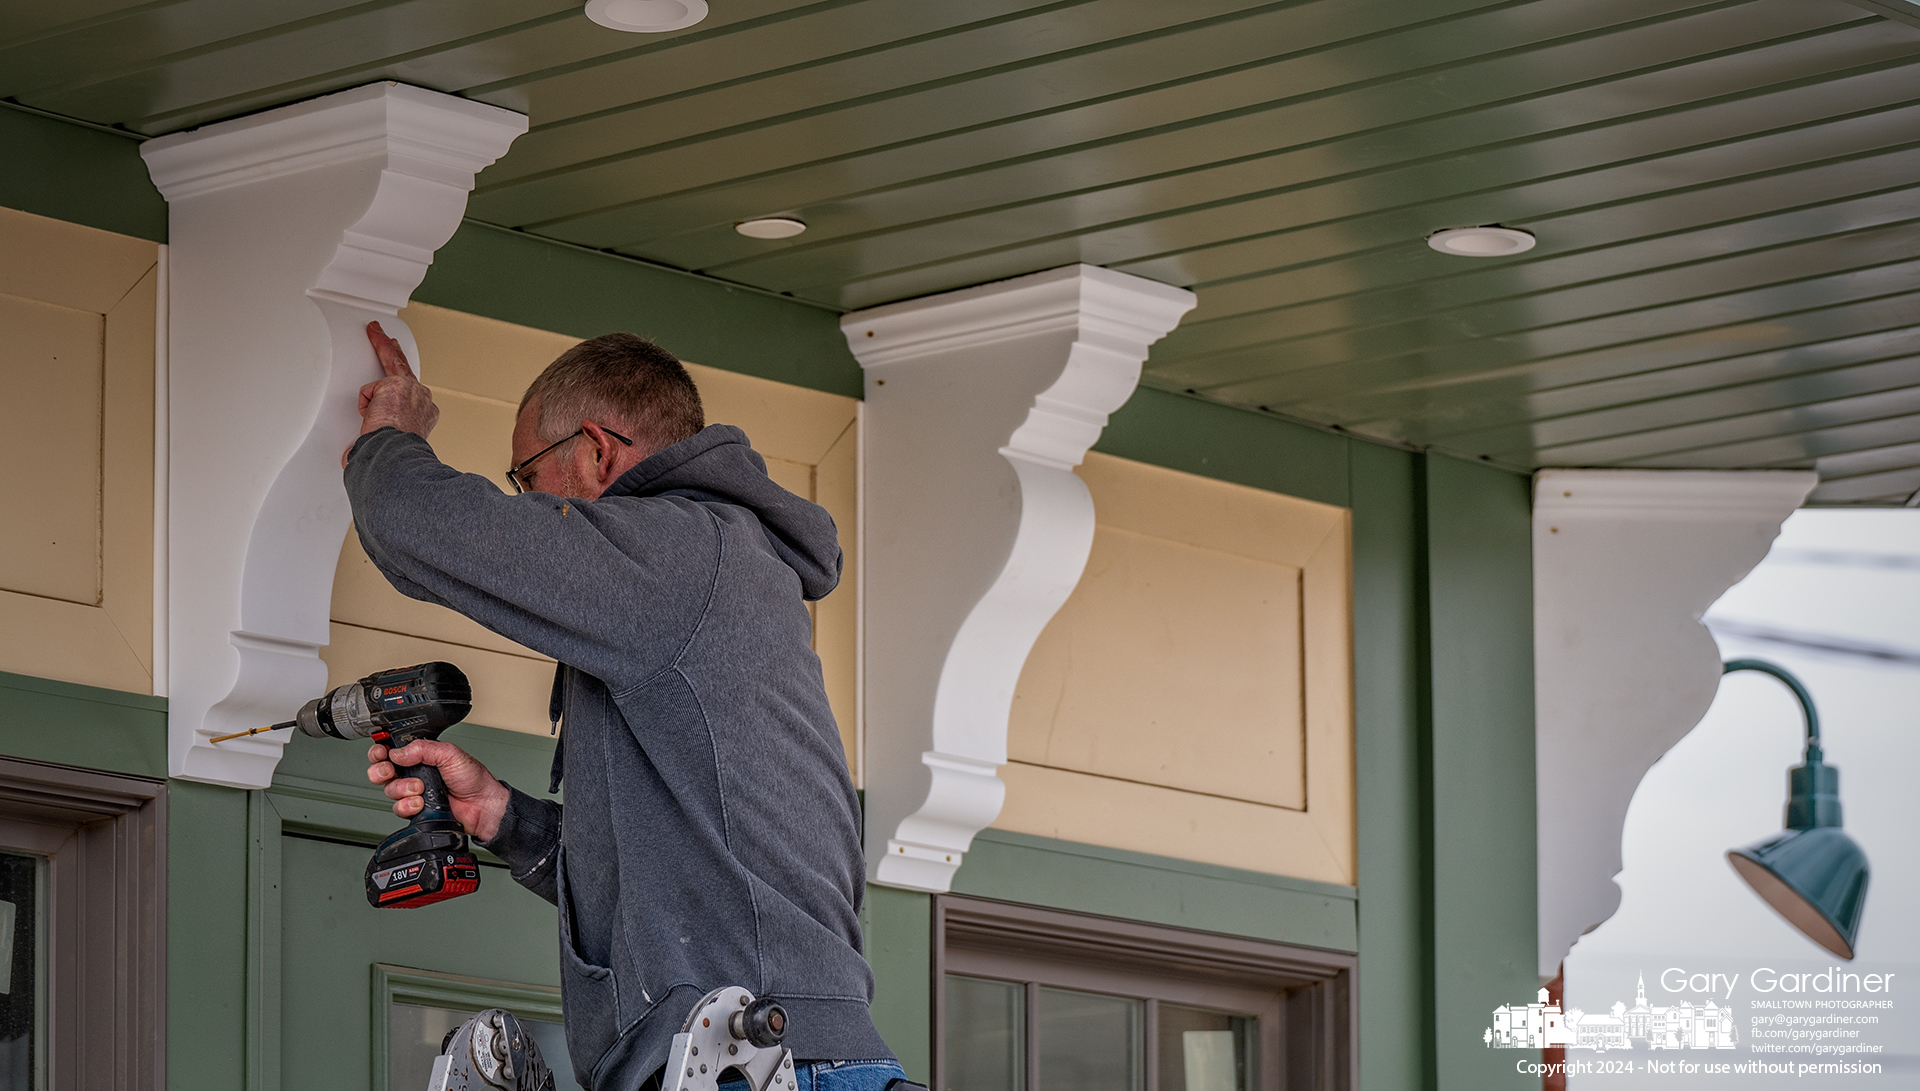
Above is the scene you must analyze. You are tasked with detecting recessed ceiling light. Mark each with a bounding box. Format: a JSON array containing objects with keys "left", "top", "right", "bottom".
[
  {"left": 1427, "top": 225, "right": 1536, "bottom": 257},
  {"left": 735, "top": 217, "right": 807, "bottom": 239},
  {"left": 584, "top": 0, "right": 708, "bottom": 33}
]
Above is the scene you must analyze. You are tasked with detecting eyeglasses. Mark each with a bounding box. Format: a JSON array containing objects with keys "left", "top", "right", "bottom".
[{"left": 506, "top": 425, "right": 633, "bottom": 495}]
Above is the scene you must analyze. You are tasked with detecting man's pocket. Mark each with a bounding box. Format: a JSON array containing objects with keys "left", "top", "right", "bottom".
[
  {"left": 807, "top": 1059, "right": 908, "bottom": 1091},
  {"left": 555, "top": 846, "right": 619, "bottom": 1083}
]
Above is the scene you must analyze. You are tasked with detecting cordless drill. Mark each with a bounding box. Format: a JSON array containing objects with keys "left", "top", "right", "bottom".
[{"left": 285, "top": 662, "right": 482, "bottom": 908}]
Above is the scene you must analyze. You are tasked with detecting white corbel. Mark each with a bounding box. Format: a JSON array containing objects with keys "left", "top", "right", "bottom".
[
  {"left": 142, "top": 83, "right": 526, "bottom": 788},
  {"left": 844, "top": 264, "right": 1196, "bottom": 892},
  {"left": 1533, "top": 468, "right": 1816, "bottom": 977}
]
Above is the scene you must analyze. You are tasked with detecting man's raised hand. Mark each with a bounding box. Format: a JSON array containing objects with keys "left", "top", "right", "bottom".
[{"left": 346, "top": 321, "right": 441, "bottom": 466}]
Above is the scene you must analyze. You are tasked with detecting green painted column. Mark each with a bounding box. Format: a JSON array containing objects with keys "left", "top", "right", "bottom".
[
  {"left": 1350, "top": 443, "right": 1434, "bottom": 1091},
  {"left": 1422, "top": 454, "right": 1539, "bottom": 1090},
  {"left": 861, "top": 885, "right": 932, "bottom": 1081},
  {"left": 168, "top": 778, "right": 252, "bottom": 1091}
]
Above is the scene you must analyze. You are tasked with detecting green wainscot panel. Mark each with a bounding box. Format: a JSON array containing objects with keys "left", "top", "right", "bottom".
[{"left": 280, "top": 834, "right": 562, "bottom": 1091}]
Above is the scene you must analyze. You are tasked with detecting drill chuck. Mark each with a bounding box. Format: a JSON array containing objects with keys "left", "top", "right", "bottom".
[{"left": 293, "top": 661, "right": 472, "bottom": 743}]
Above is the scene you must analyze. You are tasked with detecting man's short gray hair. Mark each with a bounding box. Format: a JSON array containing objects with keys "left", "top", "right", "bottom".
[{"left": 520, "top": 333, "right": 704, "bottom": 456}]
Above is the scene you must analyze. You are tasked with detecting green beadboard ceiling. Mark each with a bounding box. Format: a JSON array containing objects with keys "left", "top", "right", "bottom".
[{"left": 8, "top": 0, "right": 1920, "bottom": 503}]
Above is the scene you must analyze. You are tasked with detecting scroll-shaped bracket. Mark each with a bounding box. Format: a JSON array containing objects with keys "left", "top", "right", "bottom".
[
  {"left": 1533, "top": 468, "right": 1815, "bottom": 976},
  {"left": 142, "top": 83, "right": 526, "bottom": 787},
  {"left": 844, "top": 264, "right": 1195, "bottom": 892}
]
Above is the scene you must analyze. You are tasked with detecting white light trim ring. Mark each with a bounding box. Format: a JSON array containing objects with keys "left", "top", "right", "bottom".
[
  {"left": 584, "top": 0, "right": 708, "bottom": 32},
  {"left": 1428, "top": 225, "right": 1536, "bottom": 257},
  {"left": 736, "top": 217, "right": 807, "bottom": 239}
]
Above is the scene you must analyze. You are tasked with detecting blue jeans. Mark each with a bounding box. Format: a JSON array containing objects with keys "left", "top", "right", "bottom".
[{"left": 716, "top": 1059, "right": 906, "bottom": 1091}]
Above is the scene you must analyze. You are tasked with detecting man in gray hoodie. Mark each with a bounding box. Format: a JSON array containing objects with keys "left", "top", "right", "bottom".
[{"left": 346, "top": 323, "right": 896, "bottom": 1091}]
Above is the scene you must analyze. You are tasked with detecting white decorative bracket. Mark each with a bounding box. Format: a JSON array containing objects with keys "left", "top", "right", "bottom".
[
  {"left": 843, "top": 264, "right": 1195, "bottom": 892},
  {"left": 142, "top": 83, "right": 525, "bottom": 788},
  {"left": 1533, "top": 468, "right": 1815, "bottom": 977}
]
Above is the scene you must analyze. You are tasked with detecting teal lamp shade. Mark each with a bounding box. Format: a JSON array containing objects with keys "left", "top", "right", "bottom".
[
  {"left": 1721, "top": 659, "right": 1870, "bottom": 961},
  {"left": 1728, "top": 827, "right": 1869, "bottom": 961}
]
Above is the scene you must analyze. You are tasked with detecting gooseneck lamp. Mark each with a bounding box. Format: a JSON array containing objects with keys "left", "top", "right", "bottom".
[{"left": 1721, "top": 658, "right": 1870, "bottom": 960}]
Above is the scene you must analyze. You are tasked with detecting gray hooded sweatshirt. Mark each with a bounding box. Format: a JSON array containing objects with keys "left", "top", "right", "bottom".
[{"left": 344, "top": 424, "right": 889, "bottom": 1091}]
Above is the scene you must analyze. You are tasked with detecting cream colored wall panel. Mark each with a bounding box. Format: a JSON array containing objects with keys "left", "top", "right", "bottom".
[
  {"left": 1299, "top": 517, "right": 1352, "bottom": 830},
  {"left": 998, "top": 451, "right": 1354, "bottom": 885},
  {"left": 996, "top": 761, "right": 1348, "bottom": 885},
  {"left": 322, "top": 621, "right": 555, "bottom": 741},
  {"left": 329, "top": 387, "right": 532, "bottom": 659},
  {"left": 329, "top": 304, "right": 861, "bottom": 746},
  {"left": 813, "top": 419, "right": 859, "bottom": 784},
  {"left": 0, "top": 206, "right": 160, "bottom": 313},
  {"left": 683, "top": 367, "right": 855, "bottom": 464},
  {"left": 392, "top": 303, "right": 860, "bottom": 471},
  {"left": 0, "top": 294, "right": 104, "bottom": 604},
  {"left": 1009, "top": 527, "right": 1306, "bottom": 809},
  {"left": 1082, "top": 452, "right": 1345, "bottom": 561},
  {"left": 401, "top": 303, "right": 855, "bottom": 463},
  {"left": 0, "top": 596, "right": 149, "bottom": 690},
  {"left": 0, "top": 208, "right": 156, "bottom": 694},
  {"left": 400, "top": 303, "right": 573, "bottom": 403},
  {"left": 330, "top": 537, "right": 535, "bottom": 659},
  {"left": 99, "top": 267, "right": 157, "bottom": 680},
  {"left": 428, "top": 388, "right": 519, "bottom": 490},
  {"left": 764, "top": 456, "right": 813, "bottom": 498}
]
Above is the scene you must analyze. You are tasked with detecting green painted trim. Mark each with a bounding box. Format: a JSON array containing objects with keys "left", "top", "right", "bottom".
[
  {"left": 265, "top": 772, "right": 394, "bottom": 844},
  {"left": 951, "top": 829, "right": 1358, "bottom": 954},
  {"left": 370, "top": 964, "right": 564, "bottom": 1091},
  {"left": 0, "top": 670, "right": 166, "bottom": 779},
  {"left": 1095, "top": 386, "right": 1352, "bottom": 509},
  {"left": 1349, "top": 443, "right": 1435, "bottom": 1091},
  {"left": 169, "top": 778, "right": 251, "bottom": 1091},
  {"left": 248, "top": 791, "right": 284, "bottom": 1091},
  {"left": 464, "top": 220, "right": 842, "bottom": 314},
  {"left": 860, "top": 885, "right": 931, "bottom": 1082},
  {"left": 1422, "top": 453, "right": 1537, "bottom": 1091},
  {"left": 415, "top": 222, "right": 862, "bottom": 398},
  {"left": 0, "top": 104, "right": 166, "bottom": 242}
]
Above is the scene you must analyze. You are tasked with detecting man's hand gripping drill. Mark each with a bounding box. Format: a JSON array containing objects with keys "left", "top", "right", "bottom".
[{"left": 236, "top": 661, "right": 493, "bottom": 908}]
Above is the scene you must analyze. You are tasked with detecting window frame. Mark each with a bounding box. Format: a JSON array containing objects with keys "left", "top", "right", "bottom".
[
  {"left": 0, "top": 755, "right": 165, "bottom": 1091},
  {"left": 934, "top": 896, "right": 1354, "bottom": 1091}
]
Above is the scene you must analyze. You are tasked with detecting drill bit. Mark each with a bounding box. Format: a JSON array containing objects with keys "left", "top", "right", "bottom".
[{"left": 208, "top": 721, "right": 297, "bottom": 744}]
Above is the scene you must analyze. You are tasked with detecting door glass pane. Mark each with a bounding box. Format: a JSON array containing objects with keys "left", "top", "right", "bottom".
[
  {"left": 1157, "top": 1004, "right": 1253, "bottom": 1091},
  {"left": 0, "top": 853, "right": 42, "bottom": 1091},
  {"left": 945, "top": 975, "right": 1024, "bottom": 1091},
  {"left": 1037, "top": 987, "right": 1142, "bottom": 1091},
  {"left": 389, "top": 1002, "right": 581, "bottom": 1091}
]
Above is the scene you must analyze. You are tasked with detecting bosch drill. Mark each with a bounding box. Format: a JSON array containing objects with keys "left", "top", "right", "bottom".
[{"left": 287, "top": 661, "right": 481, "bottom": 908}]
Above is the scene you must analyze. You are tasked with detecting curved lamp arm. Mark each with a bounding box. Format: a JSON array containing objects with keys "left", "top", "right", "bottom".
[
  {"left": 1719, "top": 657, "right": 1866, "bottom": 959},
  {"left": 1723, "top": 658, "right": 1821, "bottom": 755}
]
